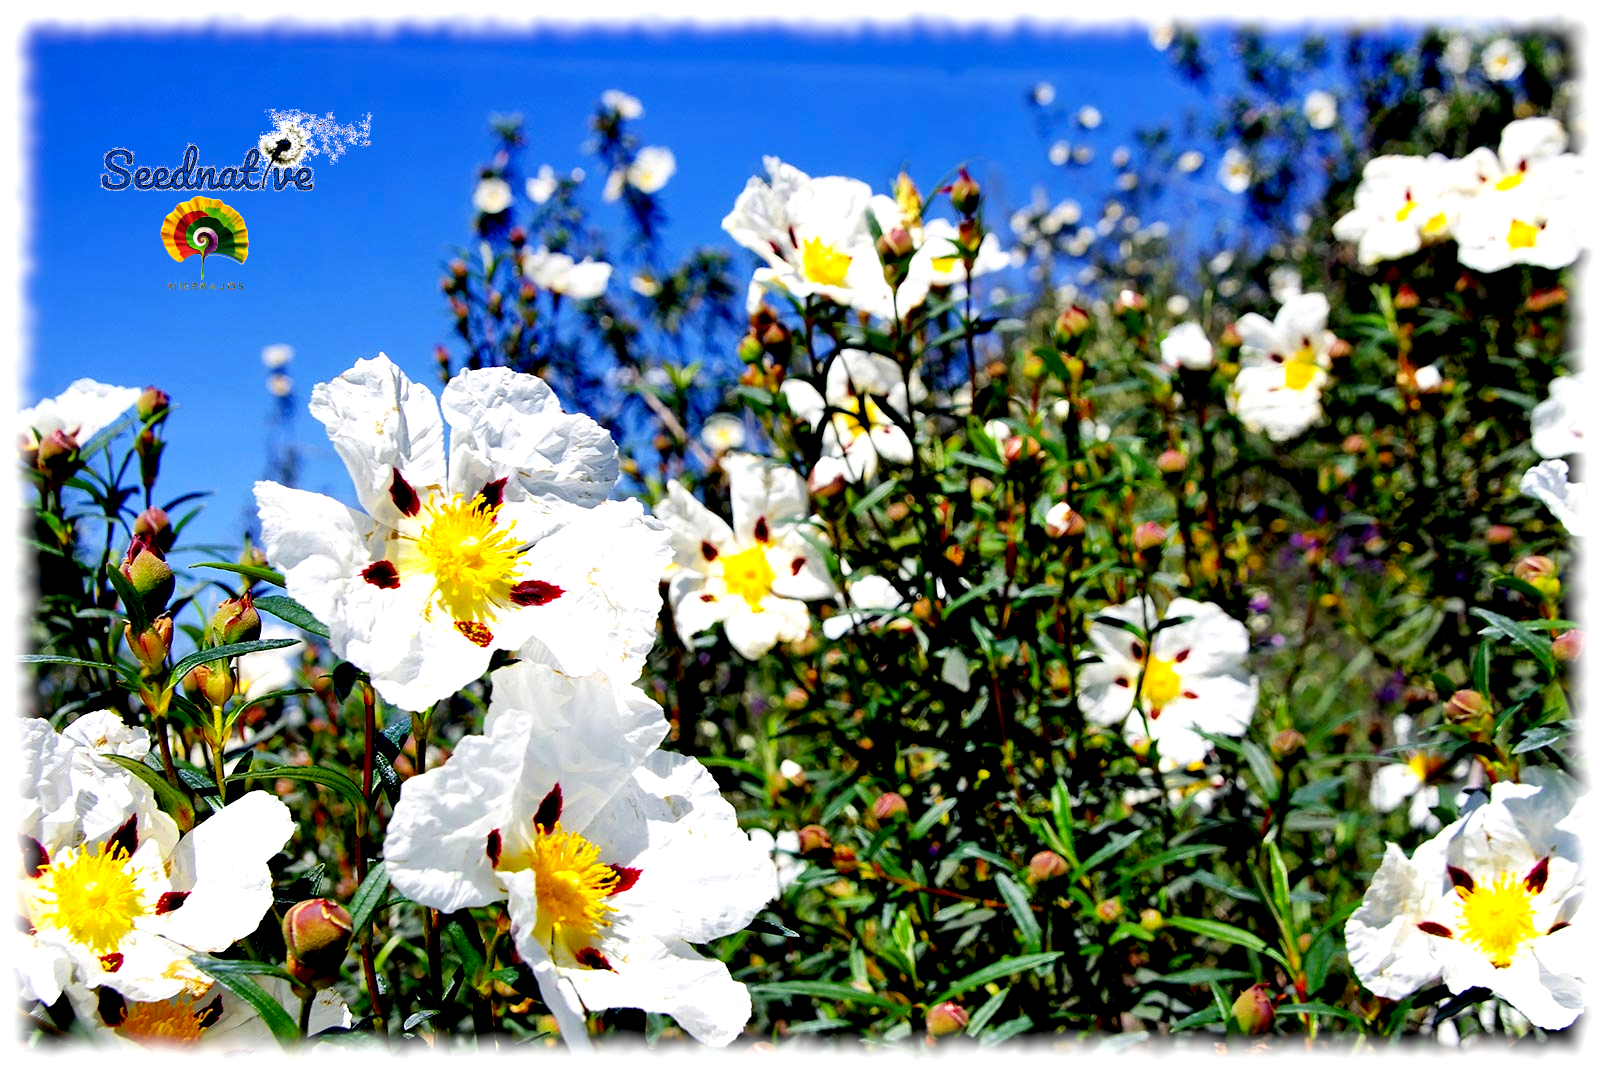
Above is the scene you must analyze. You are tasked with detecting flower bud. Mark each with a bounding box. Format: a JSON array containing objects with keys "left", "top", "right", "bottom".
[
  {"left": 957, "top": 218, "right": 984, "bottom": 258},
  {"left": 925, "top": 1002, "right": 969, "bottom": 1038},
  {"left": 876, "top": 226, "right": 916, "bottom": 265},
  {"left": 1132, "top": 521, "right": 1167, "bottom": 553},
  {"left": 1115, "top": 288, "right": 1147, "bottom": 314},
  {"left": 33, "top": 428, "right": 80, "bottom": 481},
  {"left": 133, "top": 506, "right": 176, "bottom": 554},
  {"left": 737, "top": 334, "right": 765, "bottom": 365},
  {"left": 1027, "top": 850, "right": 1069, "bottom": 884},
  {"left": 948, "top": 168, "right": 981, "bottom": 216},
  {"left": 1445, "top": 689, "right": 1493, "bottom": 732},
  {"left": 831, "top": 845, "right": 858, "bottom": 875},
  {"left": 1553, "top": 630, "right": 1584, "bottom": 663},
  {"left": 797, "top": 825, "right": 833, "bottom": 855},
  {"left": 1156, "top": 448, "right": 1187, "bottom": 474},
  {"left": 871, "top": 792, "right": 909, "bottom": 826},
  {"left": 1003, "top": 435, "right": 1040, "bottom": 464},
  {"left": 894, "top": 171, "right": 922, "bottom": 229},
  {"left": 1393, "top": 284, "right": 1420, "bottom": 310},
  {"left": 1513, "top": 555, "right": 1560, "bottom": 601},
  {"left": 1231, "top": 983, "right": 1275, "bottom": 1035},
  {"left": 124, "top": 614, "right": 174, "bottom": 674},
  {"left": 507, "top": 226, "right": 527, "bottom": 248},
  {"left": 450, "top": 259, "right": 468, "bottom": 280},
  {"left": 1094, "top": 896, "right": 1124, "bottom": 923},
  {"left": 190, "top": 662, "right": 235, "bottom": 708},
  {"left": 136, "top": 387, "right": 170, "bottom": 425},
  {"left": 1139, "top": 908, "right": 1165, "bottom": 932},
  {"left": 1044, "top": 501, "right": 1086, "bottom": 539},
  {"left": 1341, "top": 434, "right": 1367, "bottom": 455},
  {"left": 136, "top": 428, "right": 164, "bottom": 491},
  {"left": 283, "top": 898, "right": 355, "bottom": 990},
  {"left": 1485, "top": 524, "right": 1515, "bottom": 546},
  {"left": 210, "top": 593, "right": 261, "bottom": 646},
  {"left": 1524, "top": 286, "right": 1567, "bottom": 313},
  {"left": 1219, "top": 322, "right": 1242, "bottom": 348},
  {"left": 1269, "top": 728, "right": 1305, "bottom": 760},
  {"left": 1328, "top": 337, "right": 1353, "bottom": 360},
  {"left": 119, "top": 536, "right": 174, "bottom": 617},
  {"left": 760, "top": 320, "right": 792, "bottom": 359}
]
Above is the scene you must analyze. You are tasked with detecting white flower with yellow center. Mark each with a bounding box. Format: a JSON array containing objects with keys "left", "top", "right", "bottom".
[
  {"left": 699, "top": 412, "right": 747, "bottom": 455},
  {"left": 19, "top": 378, "right": 141, "bottom": 452},
  {"left": 1369, "top": 714, "right": 1467, "bottom": 832},
  {"left": 19, "top": 717, "right": 294, "bottom": 1005},
  {"left": 781, "top": 349, "right": 926, "bottom": 487},
  {"left": 1482, "top": 38, "right": 1526, "bottom": 81},
  {"left": 386, "top": 659, "right": 775, "bottom": 1049},
  {"left": 1218, "top": 148, "right": 1252, "bottom": 194},
  {"left": 1347, "top": 770, "right": 1588, "bottom": 1030},
  {"left": 1228, "top": 292, "right": 1337, "bottom": 441},
  {"left": 905, "top": 217, "right": 1010, "bottom": 293},
  {"left": 520, "top": 247, "right": 613, "bottom": 300},
  {"left": 1159, "top": 321, "right": 1214, "bottom": 372},
  {"left": 601, "top": 89, "right": 643, "bottom": 120},
  {"left": 1453, "top": 118, "right": 1583, "bottom": 273},
  {"left": 1522, "top": 459, "right": 1589, "bottom": 537},
  {"left": 605, "top": 145, "right": 676, "bottom": 201},
  {"left": 1332, "top": 154, "right": 1463, "bottom": 266},
  {"left": 722, "top": 156, "right": 896, "bottom": 320},
  {"left": 654, "top": 453, "right": 837, "bottom": 659},
  {"left": 254, "top": 354, "right": 671, "bottom": 710},
  {"left": 1532, "top": 373, "right": 1587, "bottom": 459},
  {"left": 64, "top": 974, "right": 349, "bottom": 1049},
  {"left": 1080, "top": 596, "right": 1258, "bottom": 767},
  {"left": 472, "top": 177, "right": 513, "bottom": 216},
  {"left": 1303, "top": 89, "right": 1338, "bottom": 130}
]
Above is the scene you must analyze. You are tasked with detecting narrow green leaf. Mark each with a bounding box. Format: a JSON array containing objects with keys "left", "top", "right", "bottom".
[
  {"left": 1472, "top": 608, "right": 1555, "bottom": 677},
  {"left": 751, "top": 981, "right": 909, "bottom": 1016},
  {"left": 169, "top": 639, "right": 300, "bottom": 687},
  {"left": 253, "top": 594, "right": 331, "bottom": 640},
  {"left": 1165, "top": 915, "right": 1273, "bottom": 957},
  {"left": 1150, "top": 967, "right": 1253, "bottom": 985},
  {"left": 1277, "top": 1003, "right": 1368, "bottom": 1027},
  {"left": 1266, "top": 841, "right": 1292, "bottom": 919},
  {"left": 939, "top": 951, "right": 1062, "bottom": 1000},
  {"left": 17, "top": 654, "right": 140, "bottom": 685},
  {"left": 104, "top": 563, "right": 150, "bottom": 633},
  {"left": 909, "top": 797, "right": 958, "bottom": 840},
  {"left": 348, "top": 862, "right": 391, "bottom": 934},
  {"left": 103, "top": 754, "right": 194, "bottom": 828},
  {"left": 994, "top": 873, "right": 1041, "bottom": 952},
  {"left": 978, "top": 1014, "right": 1034, "bottom": 1045},
  {"left": 1170, "top": 1004, "right": 1224, "bottom": 1033},
  {"left": 228, "top": 764, "right": 365, "bottom": 811},
  {"left": 1071, "top": 828, "right": 1142, "bottom": 878},
  {"left": 1512, "top": 722, "right": 1573, "bottom": 754},
  {"left": 191, "top": 959, "right": 300, "bottom": 1047},
  {"left": 965, "top": 986, "right": 1010, "bottom": 1037},
  {"left": 190, "top": 561, "right": 287, "bottom": 587}
]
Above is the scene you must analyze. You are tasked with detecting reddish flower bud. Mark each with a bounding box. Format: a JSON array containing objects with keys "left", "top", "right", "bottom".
[
  {"left": 119, "top": 536, "right": 174, "bottom": 616},
  {"left": 33, "top": 428, "right": 80, "bottom": 481},
  {"left": 1139, "top": 908, "right": 1165, "bottom": 932},
  {"left": 925, "top": 1001, "right": 969, "bottom": 1037},
  {"left": 1094, "top": 897, "right": 1123, "bottom": 923},
  {"left": 876, "top": 226, "right": 916, "bottom": 264},
  {"left": 1393, "top": 284, "right": 1420, "bottom": 310},
  {"left": 210, "top": 593, "right": 261, "bottom": 647},
  {"left": 1553, "top": 630, "right": 1584, "bottom": 663},
  {"left": 1485, "top": 524, "right": 1516, "bottom": 546},
  {"left": 1044, "top": 500, "right": 1085, "bottom": 539},
  {"left": 797, "top": 825, "right": 833, "bottom": 855},
  {"left": 871, "top": 793, "right": 909, "bottom": 826},
  {"left": 1219, "top": 322, "right": 1243, "bottom": 348},
  {"left": 133, "top": 507, "right": 175, "bottom": 554},
  {"left": 1232, "top": 983, "right": 1275, "bottom": 1035},
  {"left": 1514, "top": 555, "right": 1560, "bottom": 601},
  {"left": 1054, "top": 305, "right": 1091, "bottom": 347},
  {"left": 124, "top": 614, "right": 174, "bottom": 674},
  {"left": 1270, "top": 728, "right": 1305, "bottom": 760},
  {"left": 831, "top": 845, "right": 858, "bottom": 874},
  {"left": 948, "top": 168, "right": 981, "bottom": 216},
  {"left": 283, "top": 898, "right": 355, "bottom": 990},
  {"left": 190, "top": 663, "right": 235, "bottom": 708},
  {"left": 1445, "top": 689, "right": 1493, "bottom": 732},
  {"left": 1132, "top": 521, "right": 1168, "bottom": 553},
  {"left": 1027, "top": 850, "right": 1069, "bottom": 884},
  {"left": 1156, "top": 448, "right": 1187, "bottom": 474}
]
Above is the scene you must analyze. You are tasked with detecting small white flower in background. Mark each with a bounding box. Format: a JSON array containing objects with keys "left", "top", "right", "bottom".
[
  {"left": 1149, "top": 21, "right": 1175, "bottom": 51},
  {"left": 1532, "top": 373, "right": 1587, "bottom": 459},
  {"left": 526, "top": 164, "right": 559, "bottom": 204},
  {"left": 1112, "top": 146, "right": 1131, "bottom": 168},
  {"left": 254, "top": 355, "right": 670, "bottom": 710},
  {"left": 1117, "top": 172, "right": 1139, "bottom": 191},
  {"left": 1453, "top": 117, "right": 1583, "bottom": 273},
  {"left": 1077, "top": 105, "right": 1102, "bottom": 129},
  {"left": 260, "top": 344, "right": 293, "bottom": 369},
  {"left": 1031, "top": 81, "right": 1056, "bottom": 106},
  {"left": 1208, "top": 250, "right": 1234, "bottom": 274},
  {"left": 385, "top": 659, "right": 775, "bottom": 1048},
  {"left": 782, "top": 349, "right": 927, "bottom": 487},
  {"left": 1229, "top": 292, "right": 1337, "bottom": 442},
  {"left": 655, "top": 453, "right": 837, "bottom": 659},
  {"left": 473, "top": 177, "right": 513, "bottom": 216},
  {"left": 1080, "top": 597, "right": 1259, "bottom": 767},
  {"left": 1482, "top": 38, "right": 1526, "bottom": 81},
  {"left": 1303, "top": 90, "right": 1338, "bottom": 130},
  {"left": 1346, "top": 769, "right": 1588, "bottom": 1030},
  {"left": 266, "top": 374, "right": 292, "bottom": 398},
  {"left": 1177, "top": 150, "right": 1204, "bottom": 174},
  {"left": 19, "top": 379, "right": 141, "bottom": 451},
  {"left": 600, "top": 89, "right": 643, "bottom": 119},
  {"left": 1072, "top": 145, "right": 1094, "bottom": 165},
  {"left": 749, "top": 829, "right": 807, "bottom": 893},
  {"left": 630, "top": 273, "right": 662, "bottom": 298},
  {"left": 1165, "top": 294, "right": 1190, "bottom": 317},
  {"left": 1048, "top": 141, "right": 1070, "bottom": 166},
  {"left": 699, "top": 413, "right": 747, "bottom": 454},
  {"left": 1443, "top": 35, "right": 1473, "bottom": 75},
  {"left": 908, "top": 218, "right": 1010, "bottom": 291},
  {"left": 1049, "top": 200, "right": 1082, "bottom": 228},
  {"left": 1269, "top": 266, "right": 1303, "bottom": 303},
  {"left": 778, "top": 758, "right": 804, "bottom": 782},
  {"left": 1413, "top": 364, "right": 1444, "bottom": 394},
  {"left": 1522, "top": 459, "right": 1588, "bottom": 537},
  {"left": 521, "top": 247, "right": 613, "bottom": 300},
  {"left": 1219, "top": 148, "right": 1252, "bottom": 194},
  {"left": 64, "top": 975, "right": 348, "bottom": 1049},
  {"left": 1160, "top": 321, "right": 1214, "bottom": 372},
  {"left": 1332, "top": 153, "right": 1463, "bottom": 266},
  {"left": 605, "top": 146, "right": 677, "bottom": 202},
  {"left": 1368, "top": 714, "right": 1465, "bottom": 832},
  {"left": 823, "top": 572, "right": 908, "bottom": 641}
]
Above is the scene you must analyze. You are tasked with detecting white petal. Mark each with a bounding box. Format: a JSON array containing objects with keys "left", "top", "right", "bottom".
[
  {"left": 722, "top": 598, "right": 810, "bottom": 659},
  {"left": 1346, "top": 841, "right": 1447, "bottom": 1000},
  {"left": 19, "top": 379, "right": 142, "bottom": 444},
  {"left": 780, "top": 379, "right": 826, "bottom": 429},
  {"left": 668, "top": 569, "right": 731, "bottom": 645},
  {"left": 766, "top": 532, "right": 837, "bottom": 603},
  {"left": 559, "top": 929, "right": 753, "bottom": 1047},
  {"left": 724, "top": 453, "right": 810, "bottom": 542},
  {"left": 151, "top": 791, "right": 294, "bottom": 952},
  {"left": 655, "top": 481, "right": 736, "bottom": 568}
]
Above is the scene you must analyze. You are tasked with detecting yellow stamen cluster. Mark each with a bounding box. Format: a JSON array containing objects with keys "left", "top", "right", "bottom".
[
  {"left": 32, "top": 840, "right": 149, "bottom": 955},
  {"left": 1456, "top": 870, "right": 1538, "bottom": 968},
  {"left": 1507, "top": 219, "right": 1540, "bottom": 251},
  {"left": 530, "top": 823, "right": 620, "bottom": 944},
  {"left": 830, "top": 395, "right": 889, "bottom": 443},
  {"left": 410, "top": 494, "right": 522, "bottom": 622},
  {"left": 802, "top": 238, "right": 852, "bottom": 287},
  {"left": 119, "top": 997, "right": 208, "bottom": 1046},
  {"left": 1139, "top": 656, "right": 1183, "bottom": 712},
  {"left": 721, "top": 545, "right": 776, "bottom": 610}
]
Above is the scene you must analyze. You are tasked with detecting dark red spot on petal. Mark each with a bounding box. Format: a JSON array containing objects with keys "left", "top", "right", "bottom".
[
  {"left": 196, "top": 993, "right": 224, "bottom": 1029},
  {"left": 607, "top": 865, "right": 641, "bottom": 895},
  {"left": 534, "top": 784, "right": 563, "bottom": 834},
  {"left": 110, "top": 815, "right": 137, "bottom": 860},
  {"left": 362, "top": 560, "right": 401, "bottom": 589},
  {"left": 790, "top": 557, "right": 806, "bottom": 576},
  {"left": 699, "top": 593, "right": 717, "bottom": 603},
  {"left": 1129, "top": 641, "right": 1144, "bottom": 660},
  {"left": 753, "top": 516, "right": 770, "bottom": 543},
  {"left": 1114, "top": 677, "right": 1131, "bottom": 688},
  {"left": 1548, "top": 921, "right": 1571, "bottom": 934},
  {"left": 21, "top": 835, "right": 47, "bottom": 878},
  {"left": 510, "top": 580, "right": 563, "bottom": 606},
  {"left": 155, "top": 891, "right": 189, "bottom": 915},
  {"left": 100, "top": 952, "right": 124, "bottom": 972},
  {"left": 1149, "top": 706, "right": 1163, "bottom": 721},
  {"left": 575, "top": 947, "right": 614, "bottom": 971},
  {"left": 1417, "top": 922, "right": 1453, "bottom": 938},
  {"left": 97, "top": 987, "right": 127, "bottom": 1027},
  {"left": 477, "top": 478, "right": 507, "bottom": 511},
  {"left": 1525, "top": 856, "right": 1550, "bottom": 894},
  {"left": 1181, "top": 690, "right": 1199, "bottom": 701},
  {"left": 1174, "top": 648, "right": 1191, "bottom": 663},
  {"left": 1270, "top": 353, "right": 1284, "bottom": 364},
  {"left": 389, "top": 468, "right": 421, "bottom": 517},
  {"left": 1448, "top": 866, "right": 1475, "bottom": 893},
  {"left": 486, "top": 829, "right": 502, "bottom": 868},
  {"left": 455, "top": 620, "right": 493, "bottom": 647},
  {"left": 700, "top": 541, "right": 718, "bottom": 562}
]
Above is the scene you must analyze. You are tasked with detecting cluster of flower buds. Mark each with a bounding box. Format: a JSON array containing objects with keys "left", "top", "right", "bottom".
[
  {"left": 741, "top": 304, "right": 792, "bottom": 365},
  {"left": 134, "top": 388, "right": 169, "bottom": 494}
]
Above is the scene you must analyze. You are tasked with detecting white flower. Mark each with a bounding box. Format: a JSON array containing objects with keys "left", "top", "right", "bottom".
[
  {"left": 654, "top": 453, "right": 836, "bottom": 659},
  {"left": 258, "top": 120, "right": 310, "bottom": 168},
  {"left": 1268, "top": 266, "right": 1303, "bottom": 303},
  {"left": 526, "top": 164, "right": 559, "bottom": 204},
  {"left": 267, "top": 374, "right": 293, "bottom": 398},
  {"left": 1077, "top": 105, "right": 1102, "bottom": 129},
  {"left": 521, "top": 247, "right": 613, "bottom": 299},
  {"left": 1165, "top": 294, "right": 1190, "bottom": 317},
  {"left": 1123, "top": 757, "right": 1226, "bottom": 815},
  {"left": 699, "top": 413, "right": 746, "bottom": 454},
  {"left": 21, "top": 716, "right": 293, "bottom": 1005},
  {"left": 1482, "top": 38, "right": 1526, "bottom": 81},
  {"left": 1332, "top": 154, "right": 1464, "bottom": 266},
  {"left": 1031, "top": 82, "right": 1056, "bottom": 106},
  {"left": 1304, "top": 90, "right": 1338, "bottom": 130},
  {"left": 1149, "top": 22, "right": 1175, "bottom": 50},
  {"left": 781, "top": 349, "right": 926, "bottom": 486},
  {"left": 1531, "top": 373, "right": 1587, "bottom": 458},
  {"left": 1347, "top": 770, "right": 1588, "bottom": 1030},
  {"left": 1080, "top": 597, "right": 1259, "bottom": 767},
  {"left": 1522, "top": 459, "right": 1589, "bottom": 536},
  {"left": 600, "top": 89, "right": 643, "bottom": 119},
  {"left": 907, "top": 217, "right": 1009, "bottom": 291},
  {"left": 254, "top": 355, "right": 670, "bottom": 710},
  {"left": 1177, "top": 150, "right": 1204, "bottom": 174},
  {"left": 1043, "top": 500, "right": 1078, "bottom": 538},
  {"left": 64, "top": 975, "right": 349, "bottom": 1049},
  {"left": 1048, "top": 141, "right": 1070, "bottom": 166},
  {"left": 1219, "top": 148, "right": 1252, "bottom": 194},
  {"left": 822, "top": 572, "right": 907, "bottom": 641},
  {"left": 1159, "top": 322, "right": 1214, "bottom": 372},
  {"left": 473, "top": 177, "right": 513, "bottom": 216},
  {"left": 605, "top": 146, "right": 677, "bottom": 202},
  {"left": 19, "top": 378, "right": 141, "bottom": 450},
  {"left": 1453, "top": 118, "right": 1584, "bottom": 273},
  {"left": 1443, "top": 36, "right": 1473, "bottom": 75},
  {"left": 1413, "top": 364, "right": 1444, "bottom": 394},
  {"left": 722, "top": 157, "right": 897, "bottom": 320},
  {"left": 260, "top": 344, "right": 294, "bottom": 369},
  {"left": 1228, "top": 291, "right": 1335, "bottom": 440},
  {"left": 630, "top": 273, "right": 661, "bottom": 297},
  {"left": 385, "top": 659, "right": 774, "bottom": 1048},
  {"left": 1369, "top": 715, "right": 1464, "bottom": 832},
  {"left": 749, "top": 829, "right": 807, "bottom": 893}
]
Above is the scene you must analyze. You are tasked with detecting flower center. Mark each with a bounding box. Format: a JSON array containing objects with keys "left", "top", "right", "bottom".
[
  {"left": 721, "top": 545, "right": 776, "bottom": 609},
  {"left": 1422, "top": 211, "right": 1450, "bottom": 236},
  {"left": 531, "top": 822, "right": 620, "bottom": 945},
  {"left": 831, "top": 395, "right": 889, "bottom": 442},
  {"left": 411, "top": 494, "right": 522, "bottom": 622},
  {"left": 33, "top": 841, "right": 148, "bottom": 955},
  {"left": 119, "top": 997, "right": 208, "bottom": 1046},
  {"left": 802, "top": 237, "right": 852, "bottom": 287},
  {"left": 1284, "top": 362, "right": 1319, "bottom": 392},
  {"left": 1140, "top": 656, "right": 1183, "bottom": 711},
  {"left": 1495, "top": 171, "right": 1525, "bottom": 192},
  {"left": 1395, "top": 199, "right": 1417, "bottom": 223},
  {"left": 1456, "top": 870, "right": 1538, "bottom": 968},
  {"left": 1507, "top": 219, "right": 1540, "bottom": 250}
]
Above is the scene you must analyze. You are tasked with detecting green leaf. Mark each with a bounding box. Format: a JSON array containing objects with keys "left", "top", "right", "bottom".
[
  {"left": 1277, "top": 1002, "right": 1368, "bottom": 1027},
  {"left": 444, "top": 916, "right": 487, "bottom": 980},
  {"left": 978, "top": 1014, "right": 1034, "bottom": 1045},
  {"left": 190, "top": 561, "right": 287, "bottom": 587},
  {"left": 1472, "top": 608, "right": 1555, "bottom": 677},
  {"left": 227, "top": 764, "right": 364, "bottom": 811},
  {"left": 1117, "top": 843, "right": 1223, "bottom": 883},
  {"left": 1266, "top": 840, "right": 1292, "bottom": 920},
  {"left": 751, "top": 981, "right": 910, "bottom": 1016},
  {"left": 909, "top": 797, "right": 957, "bottom": 840},
  {"left": 965, "top": 986, "right": 1010, "bottom": 1037},
  {"left": 1165, "top": 915, "right": 1277, "bottom": 960},
  {"left": 103, "top": 754, "right": 194, "bottom": 828},
  {"left": 994, "top": 873, "right": 1041, "bottom": 952},
  {"left": 169, "top": 639, "right": 301, "bottom": 687},
  {"left": 1150, "top": 967, "right": 1254, "bottom": 985},
  {"left": 1170, "top": 1004, "right": 1224, "bottom": 1033},
  {"left": 939, "top": 951, "right": 1062, "bottom": 1000},
  {"left": 348, "top": 862, "right": 390, "bottom": 934},
  {"left": 104, "top": 563, "right": 150, "bottom": 633},
  {"left": 1512, "top": 721, "right": 1573, "bottom": 754},
  {"left": 191, "top": 958, "right": 300, "bottom": 1047},
  {"left": 1071, "top": 828, "right": 1142, "bottom": 878},
  {"left": 253, "top": 595, "right": 331, "bottom": 640},
  {"left": 17, "top": 654, "right": 140, "bottom": 685}
]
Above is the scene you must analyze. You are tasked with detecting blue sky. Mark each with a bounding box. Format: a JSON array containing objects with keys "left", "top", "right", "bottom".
[{"left": 25, "top": 25, "right": 1213, "bottom": 558}]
